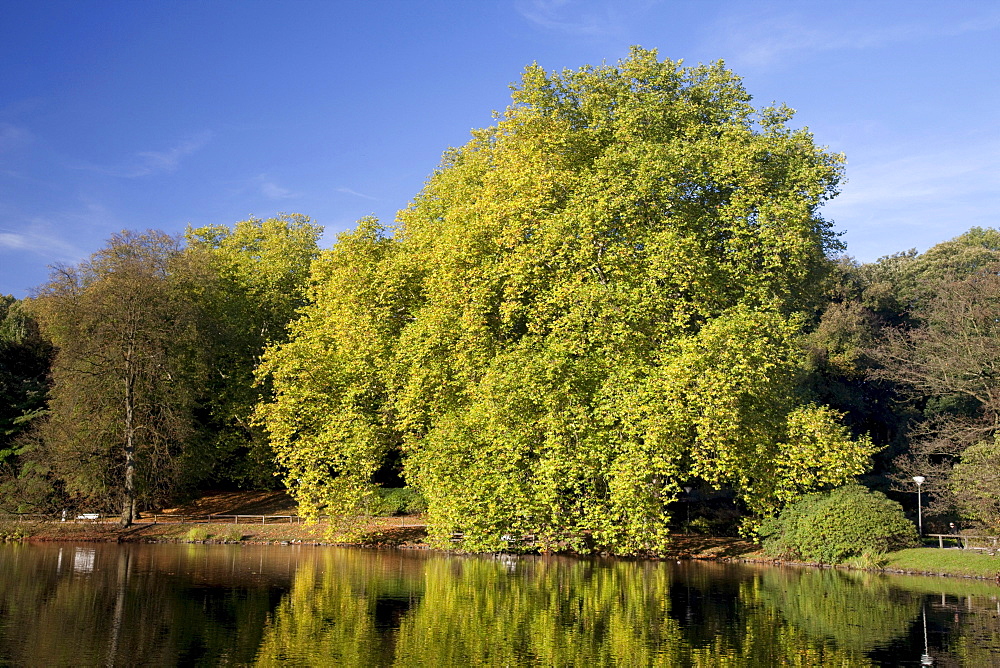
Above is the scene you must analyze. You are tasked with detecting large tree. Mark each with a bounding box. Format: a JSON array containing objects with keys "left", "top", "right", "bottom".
[
  {"left": 31, "top": 231, "right": 205, "bottom": 525},
  {"left": 258, "top": 48, "right": 873, "bottom": 553}
]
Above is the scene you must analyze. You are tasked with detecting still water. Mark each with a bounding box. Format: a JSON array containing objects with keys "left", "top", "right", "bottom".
[{"left": 1, "top": 543, "right": 999, "bottom": 666}]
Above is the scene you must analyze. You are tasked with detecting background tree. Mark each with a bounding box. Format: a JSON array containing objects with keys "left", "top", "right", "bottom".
[
  {"left": 0, "top": 296, "right": 53, "bottom": 511},
  {"left": 185, "top": 214, "right": 322, "bottom": 488},
  {"left": 259, "top": 48, "right": 874, "bottom": 553},
  {"left": 949, "top": 437, "right": 1000, "bottom": 531},
  {"left": 31, "top": 231, "right": 205, "bottom": 525},
  {"left": 870, "top": 228, "right": 1000, "bottom": 523},
  {"left": 0, "top": 296, "right": 51, "bottom": 460},
  {"left": 801, "top": 254, "right": 919, "bottom": 489}
]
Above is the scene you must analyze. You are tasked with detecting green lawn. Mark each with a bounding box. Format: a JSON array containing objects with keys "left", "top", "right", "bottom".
[{"left": 885, "top": 547, "right": 1000, "bottom": 578}]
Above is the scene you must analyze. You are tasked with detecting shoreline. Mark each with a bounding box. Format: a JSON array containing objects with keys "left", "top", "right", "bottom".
[{"left": 5, "top": 519, "right": 998, "bottom": 582}]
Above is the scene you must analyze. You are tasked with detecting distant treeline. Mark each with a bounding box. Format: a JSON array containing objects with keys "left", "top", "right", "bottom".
[{"left": 1, "top": 48, "right": 997, "bottom": 552}]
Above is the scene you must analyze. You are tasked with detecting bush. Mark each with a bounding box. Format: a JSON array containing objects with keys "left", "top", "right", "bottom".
[
  {"left": 0, "top": 524, "right": 28, "bottom": 541},
  {"left": 217, "top": 526, "right": 244, "bottom": 542},
  {"left": 370, "top": 487, "right": 428, "bottom": 516},
  {"left": 759, "top": 484, "right": 918, "bottom": 564},
  {"left": 185, "top": 527, "right": 209, "bottom": 542}
]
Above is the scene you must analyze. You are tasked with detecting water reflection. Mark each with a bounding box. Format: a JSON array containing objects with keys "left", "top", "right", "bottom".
[
  {"left": 1, "top": 544, "right": 999, "bottom": 666},
  {"left": 71, "top": 547, "right": 95, "bottom": 573}
]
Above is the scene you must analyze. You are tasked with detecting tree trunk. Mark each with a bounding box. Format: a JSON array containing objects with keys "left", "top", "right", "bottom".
[{"left": 121, "top": 364, "right": 136, "bottom": 528}]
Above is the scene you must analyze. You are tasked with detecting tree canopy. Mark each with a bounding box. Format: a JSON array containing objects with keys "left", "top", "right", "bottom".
[
  {"left": 30, "top": 231, "right": 206, "bottom": 524},
  {"left": 185, "top": 214, "right": 323, "bottom": 487},
  {"left": 258, "top": 48, "right": 873, "bottom": 553}
]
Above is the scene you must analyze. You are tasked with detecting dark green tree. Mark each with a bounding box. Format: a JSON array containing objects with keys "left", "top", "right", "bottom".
[
  {"left": 184, "top": 214, "right": 322, "bottom": 488},
  {"left": 0, "top": 295, "right": 51, "bottom": 462},
  {"left": 863, "top": 230, "right": 1000, "bottom": 521},
  {"left": 31, "top": 231, "right": 206, "bottom": 525},
  {"left": 0, "top": 296, "right": 53, "bottom": 512}
]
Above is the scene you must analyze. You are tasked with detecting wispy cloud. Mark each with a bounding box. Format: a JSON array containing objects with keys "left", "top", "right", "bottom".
[
  {"left": 73, "top": 131, "right": 212, "bottom": 178},
  {"left": 335, "top": 186, "right": 376, "bottom": 201},
  {"left": 834, "top": 141, "right": 999, "bottom": 211},
  {"left": 711, "top": 9, "right": 1000, "bottom": 68},
  {"left": 0, "top": 123, "right": 32, "bottom": 152},
  {"left": 0, "top": 224, "right": 87, "bottom": 260},
  {"left": 0, "top": 198, "right": 116, "bottom": 262},
  {"left": 514, "top": 0, "right": 653, "bottom": 38},
  {"left": 254, "top": 175, "right": 300, "bottom": 200},
  {"left": 133, "top": 132, "right": 211, "bottom": 175},
  {"left": 826, "top": 138, "right": 1000, "bottom": 258},
  {"left": 516, "top": 0, "right": 604, "bottom": 36}
]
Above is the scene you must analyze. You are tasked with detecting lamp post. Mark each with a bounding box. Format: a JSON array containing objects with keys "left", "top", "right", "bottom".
[
  {"left": 913, "top": 476, "right": 925, "bottom": 536},
  {"left": 920, "top": 603, "right": 933, "bottom": 666}
]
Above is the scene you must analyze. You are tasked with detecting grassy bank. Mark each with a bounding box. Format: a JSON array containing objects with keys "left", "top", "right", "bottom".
[
  {"left": 7, "top": 516, "right": 997, "bottom": 582},
  {"left": 733, "top": 546, "right": 1000, "bottom": 581},
  {"left": 883, "top": 547, "right": 1000, "bottom": 579}
]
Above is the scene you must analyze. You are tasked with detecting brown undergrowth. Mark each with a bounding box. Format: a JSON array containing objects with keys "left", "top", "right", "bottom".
[{"left": 13, "top": 519, "right": 757, "bottom": 558}]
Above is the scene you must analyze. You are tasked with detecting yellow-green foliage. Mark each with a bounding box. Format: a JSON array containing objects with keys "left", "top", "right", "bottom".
[
  {"left": 256, "top": 47, "right": 874, "bottom": 554},
  {"left": 253, "top": 551, "right": 879, "bottom": 666},
  {"left": 184, "top": 527, "right": 209, "bottom": 542},
  {"left": 0, "top": 523, "right": 28, "bottom": 541}
]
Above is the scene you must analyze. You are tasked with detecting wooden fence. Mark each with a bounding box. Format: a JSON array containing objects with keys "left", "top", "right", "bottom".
[
  {"left": 927, "top": 533, "right": 1000, "bottom": 554},
  {"left": 0, "top": 513, "right": 423, "bottom": 527}
]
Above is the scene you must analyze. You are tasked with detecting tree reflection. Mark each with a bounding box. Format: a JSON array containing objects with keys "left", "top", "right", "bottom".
[
  {"left": 254, "top": 549, "right": 424, "bottom": 665},
  {"left": 253, "top": 555, "right": 900, "bottom": 666},
  {"left": 0, "top": 544, "right": 285, "bottom": 666},
  {"left": 1, "top": 545, "right": 999, "bottom": 666},
  {"left": 754, "top": 567, "right": 920, "bottom": 655}
]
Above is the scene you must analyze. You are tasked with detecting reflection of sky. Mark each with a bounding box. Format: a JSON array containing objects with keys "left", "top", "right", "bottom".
[{"left": 1, "top": 1, "right": 997, "bottom": 297}]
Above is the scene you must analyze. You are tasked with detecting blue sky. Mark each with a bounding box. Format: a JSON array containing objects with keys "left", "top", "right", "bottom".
[{"left": 1, "top": 0, "right": 997, "bottom": 297}]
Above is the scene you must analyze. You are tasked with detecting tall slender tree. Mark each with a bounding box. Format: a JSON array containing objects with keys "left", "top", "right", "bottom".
[{"left": 31, "top": 231, "right": 205, "bottom": 525}]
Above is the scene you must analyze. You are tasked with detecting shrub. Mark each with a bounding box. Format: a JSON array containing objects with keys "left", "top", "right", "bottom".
[
  {"left": 185, "top": 527, "right": 209, "bottom": 542},
  {"left": 217, "top": 526, "right": 244, "bottom": 542},
  {"left": 370, "top": 488, "right": 428, "bottom": 516},
  {"left": 759, "top": 484, "right": 918, "bottom": 564},
  {"left": 0, "top": 524, "right": 28, "bottom": 541}
]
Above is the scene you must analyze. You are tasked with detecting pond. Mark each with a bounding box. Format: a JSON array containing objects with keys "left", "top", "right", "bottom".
[{"left": 0, "top": 543, "right": 998, "bottom": 666}]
